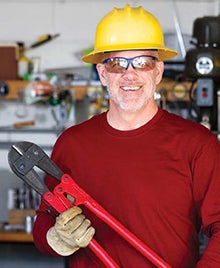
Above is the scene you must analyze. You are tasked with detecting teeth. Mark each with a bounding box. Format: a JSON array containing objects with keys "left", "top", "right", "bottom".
[{"left": 121, "top": 86, "right": 140, "bottom": 91}]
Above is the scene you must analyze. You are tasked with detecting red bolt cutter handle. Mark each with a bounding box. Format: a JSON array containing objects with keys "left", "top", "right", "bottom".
[
  {"left": 8, "top": 141, "right": 171, "bottom": 267},
  {"left": 44, "top": 186, "right": 119, "bottom": 267},
  {"left": 44, "top": 173, "right": 171, "bottom": 268}
]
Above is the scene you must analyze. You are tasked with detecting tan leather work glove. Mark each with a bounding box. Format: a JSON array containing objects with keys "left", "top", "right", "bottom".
[{"left": 46, "top": 206, "right": 95, "bottom": 256}]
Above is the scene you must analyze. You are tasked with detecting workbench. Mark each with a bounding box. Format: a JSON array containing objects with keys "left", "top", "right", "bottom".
[{"left": 0, "top": 231, "right": 33, "bottom": 243}]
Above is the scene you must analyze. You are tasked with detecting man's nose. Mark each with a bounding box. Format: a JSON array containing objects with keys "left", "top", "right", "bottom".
[
  {"left": 125, "top": 63, "right": 136, "bottom": 71},
  {"left": 122, "top": 63, "right": 138, "bottom": 79}
]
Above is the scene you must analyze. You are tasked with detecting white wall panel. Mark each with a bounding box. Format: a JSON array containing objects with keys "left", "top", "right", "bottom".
[{"left": 0, "top": 1, "right": 218, "bottom": 70}]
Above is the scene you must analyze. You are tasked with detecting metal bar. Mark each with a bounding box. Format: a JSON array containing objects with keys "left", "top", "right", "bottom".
[{"left": 169, "top": 0, "right": 186, "bottom": 59}]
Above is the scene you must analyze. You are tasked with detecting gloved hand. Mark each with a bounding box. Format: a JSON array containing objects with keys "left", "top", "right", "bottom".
[{"left": 46, "top": 206, "right": 95, "bottom": 256}]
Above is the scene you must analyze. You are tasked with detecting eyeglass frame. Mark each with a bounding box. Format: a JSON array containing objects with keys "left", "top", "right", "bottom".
[{"left": 102, "top": 55, "right": 158, "bottom": 73}]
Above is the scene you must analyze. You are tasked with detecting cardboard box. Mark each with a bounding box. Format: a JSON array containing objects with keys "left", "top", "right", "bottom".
[
  {"left": 8, "top": 209, "right": 35, "bottom": 225},
  {"left": 0, "top": 44, "right": 18, "bottom": 80}
]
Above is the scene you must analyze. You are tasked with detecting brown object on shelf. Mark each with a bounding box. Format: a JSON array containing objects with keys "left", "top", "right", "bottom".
[
  {"left": 69, "top": 85, "right": 88, "bottom": 101},
  {"left": 13, "top": 120, "right": 35, "bottom": 129},
  {"left": 8, "top": 209, "right": 35, "bottom": 226},
  {"left": 0, "top": 45, "right": 18, "bottom": 80}
]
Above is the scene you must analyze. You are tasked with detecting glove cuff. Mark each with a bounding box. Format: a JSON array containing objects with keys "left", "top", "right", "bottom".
[{"left": 46, "top": 227, "right": 79, "bottom": 256}]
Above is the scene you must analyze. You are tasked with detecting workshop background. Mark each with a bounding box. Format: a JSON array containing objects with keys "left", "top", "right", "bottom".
[{"left": 0, "top": 0, "right": 219, "bottom": 267}]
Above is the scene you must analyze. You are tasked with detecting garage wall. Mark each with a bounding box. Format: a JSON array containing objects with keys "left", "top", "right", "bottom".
[{"left": 0, "top": 0, "right": 219, "bottom": 71}]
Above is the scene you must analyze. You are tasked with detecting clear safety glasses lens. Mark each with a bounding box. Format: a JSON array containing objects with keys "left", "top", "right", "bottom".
[{"left": 103, "top": 55, "right": 158, "bottom": 73}]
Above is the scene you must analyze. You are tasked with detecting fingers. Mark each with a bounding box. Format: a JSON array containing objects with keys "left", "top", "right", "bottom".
[
  {"left": 55, "top": 214, "right": 86, "bottom": 236},
  {"left": 76, "top": 225, "right": 95, "bottom": 248},
  {"left": 47, "top": 206, "right": 95, "bottom": 256},
  {"left": 73, "top": 218, "right": 92, "bottom": 239},
  {"left": 55, "top": 215, "right": 95, "bottom": 248},
  {"left": 65, "top": 217, "right": 94, "bottom": 248},
  {"left": 56, "top": 206, "right": 82, "bottom": 226},
  {"left": 53, "top": 206, "right": 95, "bottom": 249}
]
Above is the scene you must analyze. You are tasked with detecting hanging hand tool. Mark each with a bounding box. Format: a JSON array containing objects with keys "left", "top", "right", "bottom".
[
  {"left": 8, "top": 141, "right": 171, "bottom": 268},
  {"left": 28, "top": 34, "right": 60, "bottom": 50}
]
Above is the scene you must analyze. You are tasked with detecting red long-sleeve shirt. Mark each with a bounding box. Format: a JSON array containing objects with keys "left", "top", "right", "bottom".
[{"left": 33, "top": 109, "right": 220, "bottom": 267}]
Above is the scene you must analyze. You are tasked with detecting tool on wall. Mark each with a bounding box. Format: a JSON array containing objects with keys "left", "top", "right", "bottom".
[
  {"left": 8, "top": 141, "right": 171, "bottom": 268},
  {"left": 17, "top": 33, "right": 60, "bottom": 78},
  {"left": 27, "top": 34, "right": 60, "bottom": 50}
]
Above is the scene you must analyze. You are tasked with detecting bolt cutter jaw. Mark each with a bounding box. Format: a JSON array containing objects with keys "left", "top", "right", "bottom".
[{"left": 8, "top": 141, "right": 63, "bottom": 196}]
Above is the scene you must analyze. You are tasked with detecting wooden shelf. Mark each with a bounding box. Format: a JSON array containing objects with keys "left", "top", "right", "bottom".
[
  {"left": 0, "top": 80, "right": 88, "bottom": 101},
  {"left": 0, "top": 232, "right": 33, "bottom": 243}
]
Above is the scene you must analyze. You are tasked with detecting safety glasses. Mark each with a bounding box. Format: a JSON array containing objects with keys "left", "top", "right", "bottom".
[{"left": 102, "top": 55, "right": 158, "bottom": 73}]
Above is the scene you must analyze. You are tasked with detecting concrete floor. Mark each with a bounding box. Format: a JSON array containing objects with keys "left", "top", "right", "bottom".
[{"left": 0, "top": 243, "right": 65, "bottom": 268}]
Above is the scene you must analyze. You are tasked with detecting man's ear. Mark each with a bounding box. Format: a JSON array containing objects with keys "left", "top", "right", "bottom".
[
  {"left": 96, "top": 64, "right": 107, "bottom": 87},
  {"left": 155, "top": 61, "right": 164, "bottom": 85}
]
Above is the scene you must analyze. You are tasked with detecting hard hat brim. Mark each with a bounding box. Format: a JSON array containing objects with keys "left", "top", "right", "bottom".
[{"left": 82, "top": 47, "right": 178, "bottom": 64}]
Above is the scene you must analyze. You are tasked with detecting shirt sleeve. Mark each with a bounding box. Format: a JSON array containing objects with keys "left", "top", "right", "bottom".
[
  {"left": 193, "top": 135, "right": 220, "bottom": 267},
  {"left": 33, "top": 198, "right": 61, "bottom": 257}
]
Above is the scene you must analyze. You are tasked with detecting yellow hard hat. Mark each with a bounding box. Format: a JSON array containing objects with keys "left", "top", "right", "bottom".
[{"left": 82, "top": 5, "right": 178, "bottom": 64}]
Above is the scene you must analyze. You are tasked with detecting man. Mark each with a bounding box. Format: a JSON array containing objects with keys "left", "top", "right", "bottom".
[{"left": 33, "top": 5, "right": 220, "bottom": 268}]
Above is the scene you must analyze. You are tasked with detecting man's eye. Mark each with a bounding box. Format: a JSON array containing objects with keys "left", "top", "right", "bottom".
[{"left": 119, "top": 60, "right": 127, "bottom": 68}]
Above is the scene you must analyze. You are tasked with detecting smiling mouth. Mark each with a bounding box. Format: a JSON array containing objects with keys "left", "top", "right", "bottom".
[{"left": 120, "top": 86, "right": 142, "bottom": 91}]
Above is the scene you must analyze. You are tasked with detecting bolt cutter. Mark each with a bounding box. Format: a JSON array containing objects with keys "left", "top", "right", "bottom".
[{"left": 8, "top": 141, "right": 171, "bottom": 268}]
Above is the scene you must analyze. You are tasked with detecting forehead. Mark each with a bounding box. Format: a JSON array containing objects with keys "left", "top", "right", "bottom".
[{"left": 103, "top": 50, "right": 158, "bottom": 60}]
